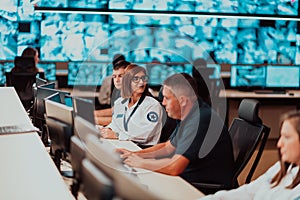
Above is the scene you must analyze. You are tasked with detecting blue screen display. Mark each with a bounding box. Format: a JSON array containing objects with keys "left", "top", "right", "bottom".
[
  {"left": 0, "top": 62, "right": 14, "bottom": 85},
  {"left": 37, "top": 63, "right": 56, "bottom": 81},
  {"left": 230, "top": 65, "right": 266, "bottom": 88},
  {"left": 67, "top": 62, "right": 110, "bottom": 86},
  {"left": 266, "top": 65, "right": 300, "bottom": 88}
]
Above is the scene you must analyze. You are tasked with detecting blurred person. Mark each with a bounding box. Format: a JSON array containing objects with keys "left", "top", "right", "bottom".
[
  {"left": 117, "top": 73, "right": 234, "bottom": 189},
  {"left": 100, "top": 65, "right": 163, "bottom": 147},
  {"left": 95, "top": 54, "right": 130, "bottom": 126},
  {"left": 200, "top": 110, "right": 300, "bottom": 199},
  {"left": 11, "top": 46, "right": 44, "bottom": 74}
]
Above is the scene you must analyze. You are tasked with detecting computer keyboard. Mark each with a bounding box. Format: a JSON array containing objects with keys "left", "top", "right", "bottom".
[{"left": 0, "top": 124, "right": 38, "bottom": 134}]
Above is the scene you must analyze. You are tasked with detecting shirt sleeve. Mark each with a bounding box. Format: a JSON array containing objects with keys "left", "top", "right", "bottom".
[{"left": 199, "top": 162, "right": 280, "bottom": 200}]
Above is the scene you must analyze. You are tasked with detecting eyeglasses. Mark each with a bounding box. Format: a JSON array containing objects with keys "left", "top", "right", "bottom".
[{"left": 132, "top": 75, "right": 149, "bottom": 83}]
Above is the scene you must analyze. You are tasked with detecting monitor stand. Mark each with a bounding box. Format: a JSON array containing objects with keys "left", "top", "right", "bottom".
[{"left": 254, "top": 89, "right": 286, "bottom": 94}]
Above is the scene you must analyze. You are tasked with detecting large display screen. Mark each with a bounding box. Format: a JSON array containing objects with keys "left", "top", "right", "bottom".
[{"left": 67, "top": 62, "right": 110, "bottom": 87}]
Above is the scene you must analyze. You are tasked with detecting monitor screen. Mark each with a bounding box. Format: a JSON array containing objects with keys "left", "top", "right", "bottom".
[
  {"left": 37, "top": 63, "right": 56, "bottom": 81},
  {"left": 230, "top": 65, "right": 266, "bottom": 88},
  {"left": 0, "top": 62, "right": 14, "bottom": 85},
  {"left": 147, "top": 63, "right": 193, "bottom": 86},
  {"left": 68, "top": 62, "right": 109, "bottom": 87},
  {"left": 45, "top": 99, "right": 74, "bottom": 126},
  {"left": 266, "top": 65, "right": 300, "bottom": 88},
  {"left": 72, "top": 97, "right": 95, "bottom": 125}
]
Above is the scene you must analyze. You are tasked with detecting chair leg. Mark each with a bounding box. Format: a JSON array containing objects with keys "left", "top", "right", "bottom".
[{"left": 70, "top": 179, "right": 80, "bottom": 199}]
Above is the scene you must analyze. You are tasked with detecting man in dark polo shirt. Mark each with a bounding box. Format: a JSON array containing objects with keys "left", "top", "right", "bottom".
[{"left": 118, "top": 73, "right": 234, "bottom": 193}]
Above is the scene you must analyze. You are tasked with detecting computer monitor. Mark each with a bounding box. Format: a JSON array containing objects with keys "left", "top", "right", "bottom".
[
  {"left": 37, "top": 63, "right": 56, "bottom": 81},
  {"left": 230, "top": 65, "right": 266, "bottom": 89},
  {"left": 35, "top": 87, "right": 70, "bottom": 121},
  {"left": 45, "top": 99, "right": 74, "bottom": 127},
  {"left": 72, "top": 96, "right": 95, "bottom": 125},
  {"left": 36, "top": 77, "right": 47, "bottom": 86},
  {"left": 64, "top": 94, "right": 73, "bottom": 107},
  {"left": 44, "top": 92, "right": 61, "bottom": 104},
  {"left": 266, "top": 65, "right": 300, "bottom": 89},
  {"left": 39, "top": 81, "right": 56, "bottom": 89},
  {"left": 85, "top": 134, "right": 162, "bottom": 200},
  {"left": 67, "top": 62, "right": 109, "bottom": 88},
  {"left": 74, "top": 116, "right": 99, "bottom": 143}
]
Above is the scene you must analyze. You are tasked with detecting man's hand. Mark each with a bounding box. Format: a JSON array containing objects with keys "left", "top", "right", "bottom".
[
  {"left": 116, "top": 148, "right": 133, "bottom": 159},
  {"left": 123, "top": 154, "right": 145, "bottom": 168}
]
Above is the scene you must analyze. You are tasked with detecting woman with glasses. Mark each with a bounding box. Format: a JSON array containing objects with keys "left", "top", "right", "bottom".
[{"left": 100, "top": 64, "right": 163, "bottom": 147}]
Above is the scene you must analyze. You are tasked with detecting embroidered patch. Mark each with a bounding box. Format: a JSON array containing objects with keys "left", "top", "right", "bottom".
[
  {"left": 147, "top": 112, "right": 158, "bottom": 122},
  {"left": 116, "top": 114, "right": 124, "bottom": 118}
]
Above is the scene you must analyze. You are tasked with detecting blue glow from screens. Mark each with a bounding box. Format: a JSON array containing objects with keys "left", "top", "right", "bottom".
[
  {"left": 207, "top": 64, "right": 221, "bottom": 79},
  {"left": 230, "top": 65, "right": 266, "bottom": 87},
  {"left": 266, "top": 65, "right": 300, "bottom": 87},
  {"left": 40, "top": 13, "right": 109, "bottom": 61},
  {"left": 37, "top": 63, "right": 56, "bottom": 81},
  {"left": 67, "top": 62, "right": 109, "bottom": 86},
  {"left": 0, "top": 62, "right": 14, "bottom": 85},
  {"left": 147, "top": 63, "right": 193, "bottom": 86}
]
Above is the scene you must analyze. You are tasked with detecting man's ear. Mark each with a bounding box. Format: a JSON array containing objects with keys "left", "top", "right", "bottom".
[{"left": 179, "top": 96, "right": 188, "bottom": 107}]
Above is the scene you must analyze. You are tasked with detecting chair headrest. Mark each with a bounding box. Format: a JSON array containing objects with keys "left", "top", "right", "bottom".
[{"left": 238, "top": 99, "right": 262, "bottom": 124}]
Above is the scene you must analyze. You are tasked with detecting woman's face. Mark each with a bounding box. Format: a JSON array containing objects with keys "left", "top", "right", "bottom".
[
  {"left": 130, "top": 71, "right": 147, "bottom": 96},
  {"left": 277, "top": 119, "right": 300, "bottom": 165}
]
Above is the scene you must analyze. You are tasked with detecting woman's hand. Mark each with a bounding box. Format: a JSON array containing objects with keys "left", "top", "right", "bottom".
[{"left": 100, "top": 128, "right": 118, "bottom": 139}]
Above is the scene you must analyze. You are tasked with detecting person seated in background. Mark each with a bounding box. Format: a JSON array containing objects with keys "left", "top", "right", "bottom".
[
  {"left": 117, "top": 73, "right": 234, "bottom": 188},
  {"left": 100, "top": 64, "right": 163, "bottom": 148},
  {"left": 11, "top": 47, "right": 44, "bottom": 74},
  {"left": 192, "top": 58, "right": 212, "bottom": 106},
  {"left": 200, "top": 110, "right": 300, "bottom": 200},
  {"left": 95, "top": 55, "right": 131, "bottom": 126}
]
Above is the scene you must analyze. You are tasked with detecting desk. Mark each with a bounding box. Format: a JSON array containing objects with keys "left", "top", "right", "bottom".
[
  {"left": 220, "top": 89, "right": 300, "bottom": 139},
  {"left": 0, "top": 87, "right": 32, "bottom": 127},
  {"left": 106, "top": 139, "right": 205, "bottom": 200},
  {"left": 0, "top": 133, "right": 74, "bottom": 200}
]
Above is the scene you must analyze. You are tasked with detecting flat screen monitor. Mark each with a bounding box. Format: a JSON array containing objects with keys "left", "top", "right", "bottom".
[
  {"left": 230, "top": 65, "right": 266, "bottom": 89},
  {"left": 72, "top": 96, "right": 95, "bottom": 125},
  {"left": 64, "top": 94, "right": 73, "bottom": 107},
  {"left": 266, "top": 65, "right": 300, "bottom": 89},
  {"left": 67, "top": 62, "right": 109, "bottom": 87},
  {"left": 0, "top": 62, "right": 14, "bottom": 85},
  {"left": 37, "top": 63, "right": 56, "bottom": 81},
  {"left": 36, "top": 77, "right": 47, "bottom": 86},
  {"left": 45, "top": 99, "right": 74, "bottom": 127},
  {"left": 35, "top": 87, "right": 70, "bottom": 120},
  {"left": 147, "top": 63, "right": 193, "bottom": 86},
  {"left": 74, "top": 116, "right": 99, "bottom": 143}
]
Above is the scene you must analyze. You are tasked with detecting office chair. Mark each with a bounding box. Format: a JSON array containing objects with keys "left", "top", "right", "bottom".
[
  {"left": 70, "top": 136, "right": 86, "bottom": 198},
  {"left": 5, "top": 71, "right": 37, "bottom": 113},
  {"left": 81, "top": 159, "right": 115, "bottom": 200},
  {"left": 192, "top": 99, "right": 270, "bottom": 194},
  {"left": 45, "top": 116, "right": 73, "bottom": 177}
]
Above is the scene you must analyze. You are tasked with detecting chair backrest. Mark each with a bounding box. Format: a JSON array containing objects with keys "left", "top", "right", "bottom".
[
  {"left": 81, "top": 159, "right": 115, "bottom": 200},
  {"left": 229, "top": 99, "right": 270, "bottom": 185},
  {"left": 5, "top": 71, "right": 37, "bottom": 111}
]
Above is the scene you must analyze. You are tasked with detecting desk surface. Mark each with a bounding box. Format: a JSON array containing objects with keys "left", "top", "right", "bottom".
[
  {"left": 0, "top": 133, "right": 74, "bottom": 200},
  {"left": 220, "top": 89, "right": 300, "bottom": 99},
  {"left": 0, "top": 87, "right": 33, "bottom": 127},
  {"left": 106, "top": 139, "right": 205, "bottom": 200}
]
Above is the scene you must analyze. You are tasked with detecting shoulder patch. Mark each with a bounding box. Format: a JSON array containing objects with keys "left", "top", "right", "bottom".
[{"left": 147, "top": 111, "right": 159, "bottom": 122}]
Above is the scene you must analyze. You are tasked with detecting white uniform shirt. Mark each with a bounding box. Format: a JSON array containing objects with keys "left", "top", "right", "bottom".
[
  {"left": 201, "top": 162, "right": 300, "bottom": 200},
  {"left": 107, "top": 96, "right": 163, "bottom": 146}
]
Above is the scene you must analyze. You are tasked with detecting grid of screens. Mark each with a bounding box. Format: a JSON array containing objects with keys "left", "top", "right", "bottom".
[
  {"left": 146, "top": 63, "right": 193, "bottom": 86},
  {"left": 37, "top": 0, "right": 299, "bottom": 16},
  {"left": 37, "top": 63, "right": 56, "bottom": 81},
  {"left": 230, "top": 65, "right": 300, "bottom": 89},
  {"left": 0, "top": 62, "right": 14, "bottom": 85},
  {"left": 67, "top": 62, "right": 109, "bottom": 87},
  {"left": 1, "top": 1, "right": 300, "bottom": 65}
]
